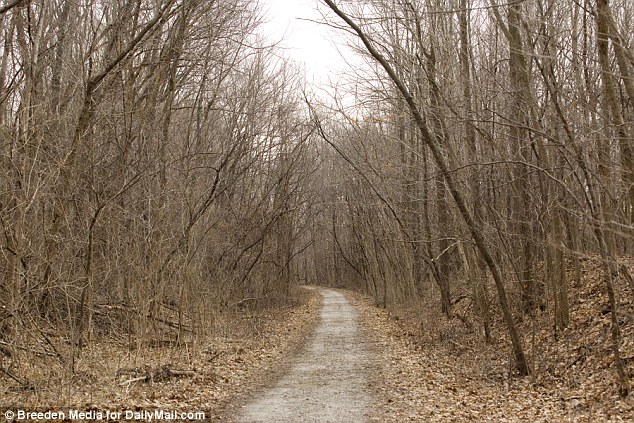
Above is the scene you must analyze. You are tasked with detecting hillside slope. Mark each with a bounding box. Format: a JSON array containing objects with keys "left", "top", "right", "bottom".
[{"left": 352, "top": 256, "right": 633, "bottom": 422}]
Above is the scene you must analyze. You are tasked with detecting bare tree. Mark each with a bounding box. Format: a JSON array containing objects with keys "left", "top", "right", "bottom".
[{"left": 320, "top": 0, "right": 531, "bottom": 375}]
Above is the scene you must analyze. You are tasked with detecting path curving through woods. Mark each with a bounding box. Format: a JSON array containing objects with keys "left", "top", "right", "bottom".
[{"left": 234, "top": 288, "right": 376, "bottom": 422}]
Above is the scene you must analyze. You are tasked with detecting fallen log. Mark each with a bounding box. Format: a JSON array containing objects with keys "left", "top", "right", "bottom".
[{"left": 118, "top": 365, "right": 197, "bottom": 385}]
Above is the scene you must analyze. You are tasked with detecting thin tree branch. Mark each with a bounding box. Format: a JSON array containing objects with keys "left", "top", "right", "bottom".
[{"left": 0, "top": 0, "right": 27, "bottom": 15}]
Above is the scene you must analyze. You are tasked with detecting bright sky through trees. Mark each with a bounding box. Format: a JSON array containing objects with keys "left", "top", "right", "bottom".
[{"left": 259, "top": 0, "right": 356, "bottom": 97}]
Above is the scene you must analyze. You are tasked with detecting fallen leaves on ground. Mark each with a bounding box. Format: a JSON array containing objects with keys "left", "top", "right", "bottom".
[
  {"left": 0, "top": 289, "right": 321, "bottom": 421},
  {"left": 349, "top": 255, "right": 634, "bottom": 422}
]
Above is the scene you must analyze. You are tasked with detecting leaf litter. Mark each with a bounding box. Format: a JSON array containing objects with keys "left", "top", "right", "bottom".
[
  {"left": 0, "top": 289, "right": 321, "bottom": 421},
  {"left": 2, "top": 256, "right": 633, "bottom": 422},
  {"left": 349, "top": 255, "right": 633, "bottom": 422}
]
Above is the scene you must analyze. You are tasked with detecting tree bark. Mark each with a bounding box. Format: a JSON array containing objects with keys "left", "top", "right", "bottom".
[{"left": 322, "top": 0, "right": 530, "bottom": 376}]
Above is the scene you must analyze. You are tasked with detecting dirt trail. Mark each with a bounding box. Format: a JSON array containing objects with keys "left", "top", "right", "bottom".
[{"left": 233, "top": 288, "right": 376, "bottom": 422}]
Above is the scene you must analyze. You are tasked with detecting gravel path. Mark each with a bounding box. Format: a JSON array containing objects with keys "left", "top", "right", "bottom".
[{"left": 234, "top": 288, "right": 375, "bottom": 422}]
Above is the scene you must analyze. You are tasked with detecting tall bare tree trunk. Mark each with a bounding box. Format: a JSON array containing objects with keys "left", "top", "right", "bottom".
[
  {"left": 597, "top": 0, "right": 634, "bottom": 228},
  {"left": 458, "top": 0, "right": 491, "bottom": 341},
  {"left": 323, "top": 0, "right": 531, "bottom": 376},
  {"left": 595, "top": 0, "right": 630, "bottom": 397}
]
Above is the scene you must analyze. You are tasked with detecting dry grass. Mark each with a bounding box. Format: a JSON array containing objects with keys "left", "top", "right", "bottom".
[{"left": 0, "top": 287, "right": 321, "bottom": 420}]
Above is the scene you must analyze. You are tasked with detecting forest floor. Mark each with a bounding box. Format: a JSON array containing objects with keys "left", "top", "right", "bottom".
[
  {"left": 2, "top": 256, "right": 633, "bottom": 422},
  {"left": 348, "top": 255, "right": 634, "bottom": 422},
  {"left": 0, "top": 287, "right": 321, "bottom": 421}
]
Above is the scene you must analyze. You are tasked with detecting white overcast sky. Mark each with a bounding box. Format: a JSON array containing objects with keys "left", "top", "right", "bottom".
[{"left": 259, "top": 0, "right": 360, "bottom": 97}]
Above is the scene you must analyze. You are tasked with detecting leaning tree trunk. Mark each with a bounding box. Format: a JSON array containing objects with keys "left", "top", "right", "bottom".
[{"left": 322, "top": 0, "right": 531, "bottom": 376}]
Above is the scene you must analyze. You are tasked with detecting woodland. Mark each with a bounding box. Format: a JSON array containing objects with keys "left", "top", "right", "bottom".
[{"left": 1, "top": 0, "right": 633, "bottom": 419}]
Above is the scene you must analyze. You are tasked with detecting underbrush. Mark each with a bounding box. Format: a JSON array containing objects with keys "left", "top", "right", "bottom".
[
  {"left": 0, "top": 287, "right": 319, "bottom": 419},
  {"left": 368, "top": 255, "right": 633, "bottom": 420}
]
